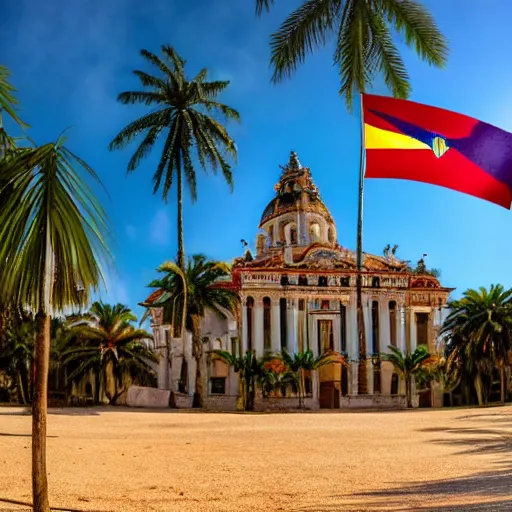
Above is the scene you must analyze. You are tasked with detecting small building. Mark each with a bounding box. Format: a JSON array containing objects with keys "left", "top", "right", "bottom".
[{"left": 145, "top": 151, "right": 453, "bottom": 409}]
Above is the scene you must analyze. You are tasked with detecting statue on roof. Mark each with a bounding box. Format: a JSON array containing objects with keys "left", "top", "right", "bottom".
[{"left": 279, "top": 150, "right": 302, "bottom": 173}]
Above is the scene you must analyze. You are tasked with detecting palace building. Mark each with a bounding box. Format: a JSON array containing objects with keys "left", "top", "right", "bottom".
[{"left": 145, "top": 151, "right": 453, "bottom": 410}]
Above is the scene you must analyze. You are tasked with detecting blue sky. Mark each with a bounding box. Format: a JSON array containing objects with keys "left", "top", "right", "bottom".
[{"left": 1, "top": 0, "right": 511, "bottom": 320}]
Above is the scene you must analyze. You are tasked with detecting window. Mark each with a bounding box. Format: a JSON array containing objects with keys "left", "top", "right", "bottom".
[
  {"left": 280, "top": 275, "right": 289, "bottom": 286},
  {"left": 290, "top": 226, "right": 298, "bottom": 245},
  {"left": 321, "top": 300, "right": 330, "bottom": 310},
  {"left": 310, "top": 223, "right": 320, "bottom": 242},
  {"left": 268, "top": 225, "right": 274, "bottom": 245},
  {"left": 340, "top": 277, "right": 350, "bottom": 287},
  {"left": 318, "top": 319, "right": 334, "bottom": 353},
  {"left": 371, "top": 300, "right": 380, "bottom": 354},
  {"left": 246, "top": 297, "right": 254, "bottom": 352},
  {"left": 280, "top": 298, "right": 287, "bottom": 351},
  {"left": 179, "top": 360, "right": 188, "bottom": 393},
  {"left": 391, "top": 373, "right": 399, "bottom": 394},
  {"left": 372, "top": 276, "right": 380, "bottom": 288},
  {"left": 389, "top": 301, "right": 397, "bottom": 347},
  {"left": 263, "top": 297, "right": 271, "bottom": 350},
  {"left": 416, "top": 313, "right": 429, "bottom": 347},
  {"left": 210, "top": 377, "right": 226, "bottom": 394},
  {"left": 318, "top": 276, "right": 328, "bottom": 287},
  {"left": 298, "top": 275, "right": 308, "bottom": 286},
  {"left": 340, "top": 303, "right": 347, "bottom": 353}
]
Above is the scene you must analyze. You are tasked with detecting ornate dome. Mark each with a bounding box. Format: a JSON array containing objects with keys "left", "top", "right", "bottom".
[{"left": 256, "top": 151, "right": 337, "bottom": 254}]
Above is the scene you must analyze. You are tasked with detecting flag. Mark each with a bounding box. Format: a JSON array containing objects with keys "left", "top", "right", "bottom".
[{"left": 362, "top": 93, "right": 512, "bottom": 209}]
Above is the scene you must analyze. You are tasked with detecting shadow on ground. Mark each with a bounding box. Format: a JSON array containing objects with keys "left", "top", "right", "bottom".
[{"left": 296, "top": 411, "right": 512, "bottom": 512}]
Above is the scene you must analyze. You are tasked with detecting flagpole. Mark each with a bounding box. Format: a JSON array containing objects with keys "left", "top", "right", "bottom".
[{"left": 356, "top": 93, "right": 368, "bottom": 395}]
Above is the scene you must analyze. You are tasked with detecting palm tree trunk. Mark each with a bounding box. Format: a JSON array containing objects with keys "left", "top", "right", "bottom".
[
  {"left": 499, "top": 361, "right": 506, "bottom": 403},
  {"left": 191, "top": 315, "right": 203, "bottom": 408},
  {"left": 405, "top": 375, "right": 412, "bottom": 408},
  {"left": 32, "top": 219, "right": 54, "bottom": 512},
  {"left": 236, "top": 374, "right": 245, "bottom": 412},
  {"left": 176, "top": 167, "right": 185, "bottom": 270},
  {"left": 32, "top": 311, "right": 51, "bottom": 512},
  {"left": 474, "top": 371, "right": 484, "bottom": 406}
]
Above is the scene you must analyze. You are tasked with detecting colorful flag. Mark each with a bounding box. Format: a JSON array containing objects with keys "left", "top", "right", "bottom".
[{"left": 362, "top": 94, "right": 512, "bottom": 209}]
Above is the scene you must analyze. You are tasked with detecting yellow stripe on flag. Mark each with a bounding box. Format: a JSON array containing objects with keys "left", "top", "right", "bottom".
[{"left": 364, "top": 123, "right": 430, "bottom": 150}]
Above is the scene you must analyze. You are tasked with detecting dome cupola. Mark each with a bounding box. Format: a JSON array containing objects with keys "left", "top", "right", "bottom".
[{"left": 256, "top": 151, "right": 337, "bottom": 255}]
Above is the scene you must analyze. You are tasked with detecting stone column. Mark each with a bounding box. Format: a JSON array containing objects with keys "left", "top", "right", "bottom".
[
  {"left": 241, "top": 302, "right": 248, "bottom": 354},
  {"left": 399, "top": 304, "right": 406, "bottom": 353},
  {"left": 363, "top": 297, "right": 371, "bottom": 356},
  {"left": 271, "top": 299, "right": 281, "bottom": 353},
  {"left": 287, "top": 299, "right": 298, "bottom": 354},
  {"left": 410, "top": 310, "right": 418, "bottom": 352},
  {"left": 379, "top": 298, "right": 393, "bottom": 395},
  {"left": 253, "top": 298, "right": 264, "bottom": 357},
  {"left": 379, "top": 297, "right": 390, "bottom": 353}
]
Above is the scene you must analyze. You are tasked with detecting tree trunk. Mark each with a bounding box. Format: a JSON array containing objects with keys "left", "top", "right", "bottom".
[
  {"left": 32, "top": 312, "right": 51, "bottom": 512},
  {"left": 176, "top": 167, "right": 185, "bottom": 270},
  {"left": 499, "top": 361, "right": 506, "bottom": 403},
  {"left": 191, "top": 315, "right": 203, "bottom": 408},
  {"left": 474, "top": 371, "right": 484, "bottom": 406},
  {"left": 236, "top": 374, "right": 245, "bottom": 412},
  {"left": 405, "top": 375, "right": 412, "bottom": 408},
  {"left": 17, "top": 371, "right": 27, "bottom": 405}
]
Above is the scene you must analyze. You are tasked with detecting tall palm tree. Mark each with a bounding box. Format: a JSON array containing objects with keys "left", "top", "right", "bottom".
[
  {"left": 441, "top": 285, "right": 512, "bottom": 405},
  {"left": 109, "top": 46, "right": 240, "bottom": 269},
  {"left": 381, "top": 344, "right": 431, "bottom": 407},
  {"left": 0, "top": 136, "right": 109, "bottom": 512},
  {"left": 256, "top": 0, "right": 448, "bottom": 395},
  {"left": 146, "top": 254, "right": 238, "bottom": 407},
  {"left": 64, "top": 301, "right": 156, "bottom": 404}
]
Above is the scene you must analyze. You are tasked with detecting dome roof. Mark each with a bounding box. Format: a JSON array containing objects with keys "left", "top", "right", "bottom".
[
  {"left": 258, "top": 151, "right": 333, "bottom": 228},
  {"left": 259, "top": 191, "right": 331, "bottom": 226}
]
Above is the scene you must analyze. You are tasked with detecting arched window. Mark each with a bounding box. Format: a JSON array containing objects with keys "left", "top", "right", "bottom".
[
  {"left": 263, "top": 297, "right": 271, "bottom": 350},
  {"left": 267, "top": 225, "right": 274, "bottom": 245},
  {"left": 371, "top": 300, "right": 380, "bottom": 354},
  {"left": 309, "top": 223, "right": 320, "bottom": 242},
  {"left": 389, "top": 301, "right": 397, "bottom": 347},
  {"left": 372, "top": 276, "right": 380, "bottom": 288},
  {"left": 246, "top": 297, "right": 254, "bottom": 352},
  {"left": 290, "top": 226, "right": 298, "bottom": 245}
]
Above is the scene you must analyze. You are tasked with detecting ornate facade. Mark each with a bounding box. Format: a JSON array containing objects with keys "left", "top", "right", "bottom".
[{"left": 146, "top": 151, "right": 453, "bottom": 409}]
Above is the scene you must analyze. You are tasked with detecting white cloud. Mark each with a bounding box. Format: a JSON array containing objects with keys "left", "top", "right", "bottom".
[{"left": 149, "top": 208, "right": 171, "bottom": 246}]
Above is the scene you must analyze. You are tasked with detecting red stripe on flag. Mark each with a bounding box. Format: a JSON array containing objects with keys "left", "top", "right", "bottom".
[
  {"left": 365, "top": 149, "right": 512, "bottom": 208},
  {"left": 363, "top": 94, "right": 479, "bottom": 138}
]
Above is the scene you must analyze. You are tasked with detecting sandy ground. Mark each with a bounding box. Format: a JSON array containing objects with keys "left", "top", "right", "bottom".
[{"left": 0, "top": 406, "right": 511, "bottom": 512}]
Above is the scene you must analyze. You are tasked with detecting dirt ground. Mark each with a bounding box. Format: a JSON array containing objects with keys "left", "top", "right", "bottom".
[{"left": 0, "top": 405, "right": 511, "bottom": 512}]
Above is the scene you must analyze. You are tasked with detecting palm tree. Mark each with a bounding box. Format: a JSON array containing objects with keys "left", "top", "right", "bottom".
[
  {"left": 64, "top": 302, "right": 156, "bottom": 404},
  {"left": 213, "top": 350, "right": 260, "bottom": 411},
  {"left": 256, "top": 0, "right": 448, "bottom": 107},
  {"left": 441, "top": 285, "right": 512, "bottom": 405},
  {"left": 0, "top": 136, "right": 109, "bottom": 512},
  {"left": 256, "top": 0, "right": 448, "bottom": 395},
  {"left": 109, "top": 46, "right": 239, "bottom": 269},
  {"left": 381, "top": 344, "right": 431, "bottom": 407},
  {"left": 281, "top": 349, "right": 338, "bottom": 408},
  {"left": 146, "top": 254, "right": 238, "bottom": 407}
]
